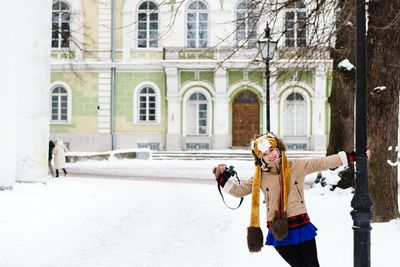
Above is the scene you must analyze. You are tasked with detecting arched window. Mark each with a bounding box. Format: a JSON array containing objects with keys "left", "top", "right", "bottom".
[
  {"left": 284, "top": 0, "right": 306, "bottom": 47},
  {"left": 236, "top": 0, "right": 258, "bottom": 46},
  {"left": 52, "top": 1, "right": 71, "bottom": 48},
  {"left": 186, "top": 1, "right": 208, "bottom": 48},
  {"left": 138, "top": 86, "right": 157, "bottom": 122},
  {"left": 137, "top": 1, "right": 158, "bottom": 48},
  {"left": 187, "top": 92, "right": 208, "bottom": 135},
  {"left": 284, "top": 92, "right": 306, "bottom": 136},
  {"left": 51, "top": 86, "right": 69, "bottom": 122}
]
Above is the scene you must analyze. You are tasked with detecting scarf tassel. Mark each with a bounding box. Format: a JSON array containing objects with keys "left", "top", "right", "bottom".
[{"left": 247, "top": 226, "right": 264, "bottom": 252}]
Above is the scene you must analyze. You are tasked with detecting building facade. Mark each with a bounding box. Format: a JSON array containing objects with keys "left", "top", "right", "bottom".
[{"left": 50, "top": 0, "right": 334, "bottom": 151}]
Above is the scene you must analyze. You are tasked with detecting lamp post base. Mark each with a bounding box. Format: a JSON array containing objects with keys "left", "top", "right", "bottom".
[{"left": 350, "top": 210, "right": 372, "bottom": 267}]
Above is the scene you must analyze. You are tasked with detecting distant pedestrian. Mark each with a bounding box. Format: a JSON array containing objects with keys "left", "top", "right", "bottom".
[
  {"left": 53, "top": 139, "right": 67, "bottom": 177},
  {"left": 48, "top": 140, "right": 55, "bottom": 177}
]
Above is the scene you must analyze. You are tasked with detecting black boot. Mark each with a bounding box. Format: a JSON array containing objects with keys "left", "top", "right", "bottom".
[
  {"left": 55, "top": 170, "right": 59, "bottom": 177},
  {"left": 63, "top": 168, "right": 67, "bottom": 176}
]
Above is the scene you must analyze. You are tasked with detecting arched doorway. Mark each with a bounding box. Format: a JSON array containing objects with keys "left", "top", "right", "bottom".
[{"left": 232, "top": 90, "right": 260, "bottom": 146}]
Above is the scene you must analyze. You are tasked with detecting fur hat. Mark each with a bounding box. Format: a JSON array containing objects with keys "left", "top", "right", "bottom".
[{"left": 246, "top": 133, "right": 291, "bottom": 252}]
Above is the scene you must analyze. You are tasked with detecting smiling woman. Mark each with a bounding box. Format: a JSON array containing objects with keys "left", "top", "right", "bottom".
[{"left": 214, "top": 132, "right": 351, "bottom": 267}]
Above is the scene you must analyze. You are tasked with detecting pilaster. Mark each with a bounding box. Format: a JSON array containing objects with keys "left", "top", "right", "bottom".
[
  {"left": 213, "top": 68, "right": 230, "bottom": 148},
  {"left": 165, "top": 67, "right": 181, "bottom": 150},
  {"left": 98, "top": 0, "right": 111, "bottom": 60},
  {"left": 98, "top": 72, "right": 111, "bottom": 133}
]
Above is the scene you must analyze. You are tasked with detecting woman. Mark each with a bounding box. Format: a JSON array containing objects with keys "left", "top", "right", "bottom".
[
  {"left": 214, "top": 132, "right": 351, "bottom": 267},
  {"left": 52, "top": 139, "right": 68, "bottom": 177}
]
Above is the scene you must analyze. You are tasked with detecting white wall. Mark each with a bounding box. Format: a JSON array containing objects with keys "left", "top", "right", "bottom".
[
  {"left": 15, "top": 0, "right": 52, "bottom": 182},
  {"left": 0, "top": 2, "right": 17, "bottom": 188}
]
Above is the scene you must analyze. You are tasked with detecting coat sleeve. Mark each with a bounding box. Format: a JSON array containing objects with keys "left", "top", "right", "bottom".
[
  {"left": 223, "top": 176, "right": 253, "bottom": 198},
  {"left": 296, "top": 153, "right": 347, "bottom": 175}
]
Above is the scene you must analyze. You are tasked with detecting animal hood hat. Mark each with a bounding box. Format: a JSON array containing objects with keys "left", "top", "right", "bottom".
[{"left": 247, "top": 132, "right": 291, "bottom": 252}]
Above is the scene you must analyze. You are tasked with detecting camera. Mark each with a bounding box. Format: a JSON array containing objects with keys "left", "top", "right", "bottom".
[{"left": 222, "top": 165, "right": 236, "bottom": 180}]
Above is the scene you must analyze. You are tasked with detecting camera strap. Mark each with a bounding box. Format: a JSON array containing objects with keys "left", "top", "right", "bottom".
[{"left": 217, "top": 173, "right": 243, "bottom": 210}]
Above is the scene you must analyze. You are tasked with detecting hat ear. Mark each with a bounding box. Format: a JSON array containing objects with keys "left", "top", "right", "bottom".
[
  {"left": 252, "top": 150, "right": 262, "bottom": 166},
  {"left": 276, "top": 137, "right": 286, "bottom": 151}
]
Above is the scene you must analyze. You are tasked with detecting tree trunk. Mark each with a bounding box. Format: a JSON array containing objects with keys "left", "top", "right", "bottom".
[
  {"left": 327, "top": 0, "right": 356, "bottom": 155},
  {"left": 366, "top": 0, "right": 400, "bottom": 222}
]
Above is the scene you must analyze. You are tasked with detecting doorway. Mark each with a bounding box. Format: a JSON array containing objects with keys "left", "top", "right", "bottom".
[{"left": 232, "top": 90, "right": 260, "bottom": 146}]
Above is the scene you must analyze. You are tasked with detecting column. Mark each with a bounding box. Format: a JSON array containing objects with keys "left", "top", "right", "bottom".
[
  {"left": 11, "top": 0, "right": 52, "bottom": 182},
  {"left": 213, "top": 68, "right": 230, "bottom": 149},
  {"left": 311, "top": 64, "right": 328, "bottom": 150},
  {"left": 165, "top": 67, "right": 181, "bottom": 150},
  {"left": 0, "top": 2, "right": 18, "bottom": 188}
]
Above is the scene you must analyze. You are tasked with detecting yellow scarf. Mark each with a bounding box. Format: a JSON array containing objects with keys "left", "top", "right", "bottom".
[{"left": 247, "top": 134, "right": 291, "bottom": 252}]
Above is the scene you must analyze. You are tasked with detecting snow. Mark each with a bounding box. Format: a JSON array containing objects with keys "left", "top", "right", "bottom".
[
  {"left": 0, "top": 158, "right": 399, "bottom": 267},
  {"left": 338, "top": 59, "right": 355, "bottom": 71},
  {"left": 371, "top": 86, "right": 387, "bottom": 95}
]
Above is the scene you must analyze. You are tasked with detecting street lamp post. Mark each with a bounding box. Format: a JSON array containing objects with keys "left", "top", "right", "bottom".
[
  {"left": 351, "top": 0, "right": 372, "bottom": 266},
  {"left": 258, "top": 23, "right": 277, "bottom": 132}
]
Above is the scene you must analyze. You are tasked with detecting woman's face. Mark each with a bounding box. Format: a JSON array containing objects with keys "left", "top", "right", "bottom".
[{"left": 262, "top": 148, "right": 281, "bottom": 164}]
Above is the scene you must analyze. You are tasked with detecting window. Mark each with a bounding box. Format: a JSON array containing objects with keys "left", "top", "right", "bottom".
[
  {"left": 52, "top": 1, "right": 71, "bottom": 48},
  {"left": 138, "top": 86, "right": 157, "bottom": 122},
  {"left": 186, "top": 92, "right": 208, "bottom": 135},
  {"left": 236, "top": 0, "right": 258, "bottom": 46},
  {"left": 137, "top": 1, "right": 158, "bottom": 48},
  {"left": 51, "top": 86, "right": 69, "bottom": 122},
  {"left": 186, "top": 1, "right": 208, "bottom": 48},
  {"left": 284, "top": 92, "right": 306, "bottom": 136},
  {"left": 285, "top": 0, "right": 306, "bottom": 47}
]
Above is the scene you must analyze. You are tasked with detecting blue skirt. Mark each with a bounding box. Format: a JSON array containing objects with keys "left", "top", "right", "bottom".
[{"left": 265, "top": 222, "right": 318, "bottom": 247}]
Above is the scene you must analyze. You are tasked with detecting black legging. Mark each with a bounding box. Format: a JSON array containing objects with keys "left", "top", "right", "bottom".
[
  {"left": 274, "top": 238, "right": 320, "bottom": 267},
  {"left": 55, "top": 168, "right": 67, "bottom": 177}
]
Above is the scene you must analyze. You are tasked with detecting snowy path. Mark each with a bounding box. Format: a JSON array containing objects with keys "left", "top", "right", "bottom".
[{"left": 0, "top": 159, "right": 399, "bottom": 266}]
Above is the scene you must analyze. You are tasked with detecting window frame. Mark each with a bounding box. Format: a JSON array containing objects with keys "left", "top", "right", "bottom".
[
  {"left": 133, "top": 82, "right": 162, "bottom": 125},
  {"left": 284, "top": 0, "right": 307, "bottom": 48},
  {"left": 52, "top": 0, "right": 72, "bottom": 49},
  {"left": 138, "top": 86, "right": 157, "bottom": 123},
  {"left": 136, "top": 0, "right": 159, "bottom": 49},
  {"left": 49, "top": 82, "right": 72, "bottom": 124},
  {"left": 185, "top": 0, "right": 209, "bottom": 48},
  {"left": 235, "top": 0, "right": 259, "bottom": 47},
  {"left": 283, "top": 91, "right": 307, "bottom": 137},
  {"left": 182, "top": 88, "right": 213, "bottom": 136}
]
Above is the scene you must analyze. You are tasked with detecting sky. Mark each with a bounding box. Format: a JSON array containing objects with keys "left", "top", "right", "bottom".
[{"left": 0, "top": 158, "right": 399, "bottom": 267}]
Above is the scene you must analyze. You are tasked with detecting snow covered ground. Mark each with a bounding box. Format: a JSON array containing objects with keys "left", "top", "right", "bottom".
[{"left": 0, "top": 158, "right": 399, "bottom": 267}]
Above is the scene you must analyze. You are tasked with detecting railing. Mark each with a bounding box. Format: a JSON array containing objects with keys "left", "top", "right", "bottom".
[
  {"left": 163, "top": 46, "right": 260, "bottom": 60},
  {"left": 163, "top": 46, "right": 330, "bottom": 61}
]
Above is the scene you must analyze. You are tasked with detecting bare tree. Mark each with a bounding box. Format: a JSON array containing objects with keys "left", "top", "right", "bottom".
[
  {"left": 366, "top": 0, "right": 400, "bottom": 222},
  {"left": 327, "top": 0, "right": 356, "bottom": 155}
]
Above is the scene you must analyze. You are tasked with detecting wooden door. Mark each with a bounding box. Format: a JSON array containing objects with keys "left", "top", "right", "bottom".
[{"left": 232, "top": 91, "right": 259, "bottom": 146}]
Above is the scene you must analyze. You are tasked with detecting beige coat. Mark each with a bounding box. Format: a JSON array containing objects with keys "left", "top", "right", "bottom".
[
  {"left": 226, "top": 154, "right": 345, "bottom": 221},
  {"left": 52, "top": 141, "right": 67, "bottom": 169}
]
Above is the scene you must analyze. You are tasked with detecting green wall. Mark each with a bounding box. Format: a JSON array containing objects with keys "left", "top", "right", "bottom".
[
  {"left": 115, "top": 71, "right": 166, "bottom": 133},
  {"left": 50, "top": 72, "right": 98, "bottom": 133}
]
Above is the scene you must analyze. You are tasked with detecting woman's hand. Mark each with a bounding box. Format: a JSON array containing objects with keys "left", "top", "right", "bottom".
[
  {"left": 213, "top": 163, "right": 229, "bottom": 187},
  {"left": 347, "top": 149, "right": 371, "bottom": 164}
]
